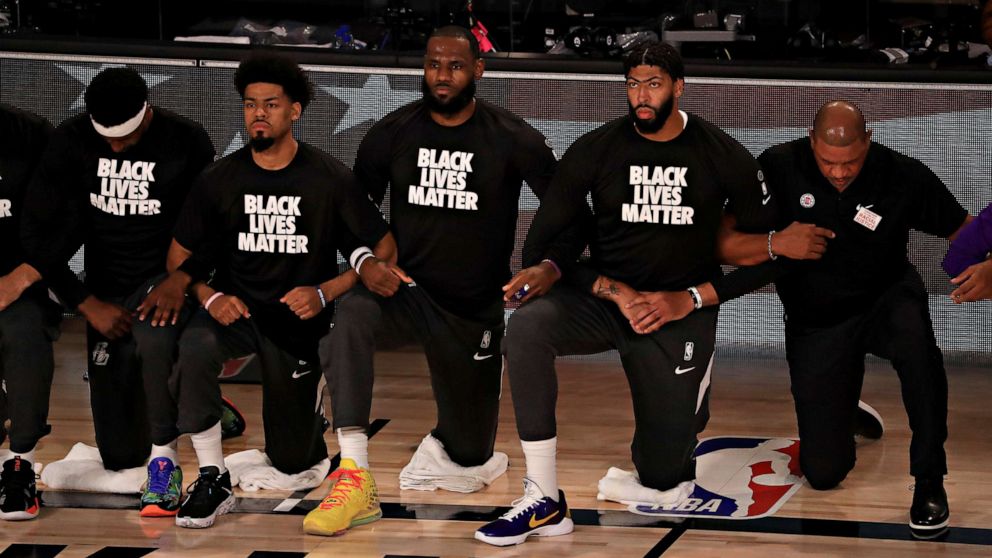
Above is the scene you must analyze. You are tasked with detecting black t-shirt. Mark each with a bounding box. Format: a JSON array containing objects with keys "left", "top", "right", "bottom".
[
  {"left": 526, "top": 113, "right": 776, "bottom": 292},
  {"left": 22, "top": 108, "right": 215, "bottom": 307},
  {"left": 174, "top": 142, "right": 389, "bottom": 358},
  {"left": 0, "top": 104, "right": 52, "bottom": 300},
  {"left": 354, "top": 98, "right": 563, "bottom": 319},
  {"left": 758, "top": 138, "right": 967, "bottom": 326}
]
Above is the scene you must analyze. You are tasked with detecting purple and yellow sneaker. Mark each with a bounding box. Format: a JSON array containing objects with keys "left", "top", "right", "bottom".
[
  {"left": 140, "top": 457, "right": 183, "bottom": 517},
  {"left": 475, "top": 478, "right": 573, "bottom": 546}
]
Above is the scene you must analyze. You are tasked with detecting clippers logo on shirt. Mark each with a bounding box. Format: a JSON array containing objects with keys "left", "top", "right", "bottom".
[
  {"left": 0, "top": 199, "right": 10, "bottom": 219},
  {"left": 408, "top": 148, "right": 479, "bottom": 211},
  {"left": 622, "top": 165, "right": 695, "bottom": 225},
  {"left": 237, "top": 195, "right": 309, "bottom": 254},
  {"left": 90, "top": 158, "right": 161, "bottom": 216}
]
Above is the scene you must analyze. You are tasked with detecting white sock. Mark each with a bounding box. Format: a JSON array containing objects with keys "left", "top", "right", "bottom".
[
  {"left": 149, "top": 439, "right": 179, "bottom": 463},
  {"left": 11, "top": 447, "right": 36, "bottom": 465},
  {"left": 521, "top": 437, "right": 558, "bottom": 502},
  {"left": 190, "top": 422, "right": 226, "bottom": 473},
  {"left": 337, "top": 427, "right": 369, "bottom": 469}
]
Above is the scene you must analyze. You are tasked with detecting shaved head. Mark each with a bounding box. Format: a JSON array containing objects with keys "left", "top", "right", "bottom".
[{"left": 812, "top": 100, "right": 867, "bottom": 147}]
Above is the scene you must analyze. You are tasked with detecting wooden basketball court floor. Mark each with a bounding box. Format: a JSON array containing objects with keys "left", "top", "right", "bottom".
[{"left": 1, "top": 318, "right": 990, "bottom": 557}]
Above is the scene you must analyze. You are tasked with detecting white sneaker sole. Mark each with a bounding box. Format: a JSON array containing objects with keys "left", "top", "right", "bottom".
[
  {"left": 474, "top": 517, "right": 574, "bottom": 546},
  {"left": 910, "top": 516, "right": 949, "bottom": 538},
  {"left": 176, "top": 494, "right": 236, "bottom": 529},
  {"left": 0, "top": 509, "right": 39, "bottom": 521}
]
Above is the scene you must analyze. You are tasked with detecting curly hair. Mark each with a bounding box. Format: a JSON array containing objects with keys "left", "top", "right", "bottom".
[
  {"left": 234, "top": 52, "right": 313, "bottom": 109},
  {"left": 622, "top": 41, "right": 684, "bottom": 82}
]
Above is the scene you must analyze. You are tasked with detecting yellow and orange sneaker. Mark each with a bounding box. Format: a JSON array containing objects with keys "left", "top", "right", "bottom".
[{"left": 303, "top": 459, "right": 381, "bottom": 536}]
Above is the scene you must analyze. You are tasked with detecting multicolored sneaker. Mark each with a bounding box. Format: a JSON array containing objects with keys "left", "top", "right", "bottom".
[
  {"left": 0, "top": 456, "right": 40, "bottom": 521},
  {"left": 140, "top": 457, "right": 183, "bottom": 517},
  {"left": 220, "top": 396, "right": 247, "bottom": 440},
  {"left": 303, "top": 458, "right": 381, "bottom": 536},
  {"left": 475, "top": 478, "right": 573, "bottom": 546},
  {"left": 176, "top": 466, "right": 235, "bottom": 529}
]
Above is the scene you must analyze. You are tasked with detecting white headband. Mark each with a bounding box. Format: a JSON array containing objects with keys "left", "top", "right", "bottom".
[{"left": 90, "top": 102, "right": 148, "bottom": 138}]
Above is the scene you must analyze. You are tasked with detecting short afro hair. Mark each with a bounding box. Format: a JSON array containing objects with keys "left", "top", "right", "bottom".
[
  {"left": 235, "top": 52, "right": 313, "bottom": 109},
  {"left": 623, "top": 41, "right": 684, "bottom": 82},
  {"left": 429, "top": 25, "right": 481, "bottom": 60},
  {"left": 84, "top": 67, "right": 148, "bottom": 127}
]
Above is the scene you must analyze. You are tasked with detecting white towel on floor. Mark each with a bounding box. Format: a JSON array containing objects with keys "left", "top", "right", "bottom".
[
  {"left": 399, "top": 434, "right": 507, "bottom": 493},
  {"left": 0, "top": 450, "right": 43, "bottom": 474},
  {"left": 39, "top": 443, "right": 145, "bottom": 493},
  {"left": 596, "top": 467, "right": 694, "bottom": 507},
  {"left": 225, "top": 449, "right": 330, "bottom": 492}
]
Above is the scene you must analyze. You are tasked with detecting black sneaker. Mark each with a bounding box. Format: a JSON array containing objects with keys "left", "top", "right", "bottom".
[
  {"left": 854, "top": 400, "right": 884, "bottom": 443},
  {"left": 910, "top": 477, "right": 949, "bottom": 539},
  {"left": 0, "top": 457, "right": 40, "bottom": 521},
  {"left": 176, "top": 466, "right": 235, "bottom": 529}
]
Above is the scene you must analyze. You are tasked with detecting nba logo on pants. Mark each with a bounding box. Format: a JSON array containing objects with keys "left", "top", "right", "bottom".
[
  {"left": 631, "top": 437, "right": 805, "bottom": 519},
  {"left": 91, "top": 342, "right": 110, "bottom": 366}
]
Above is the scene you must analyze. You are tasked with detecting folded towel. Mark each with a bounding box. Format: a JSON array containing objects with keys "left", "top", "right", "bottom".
[
  {"left": 596, "top": 467, "right": 694, "bottom": 508},
  {"left": 40, "top": 443, "right": 145, "bottom": 493},
  {"left": 225, "top": 449, "right": 329, "bottom": 492},
  {"left": 399, "top": 434, "right": 507, "bottom": 493}
]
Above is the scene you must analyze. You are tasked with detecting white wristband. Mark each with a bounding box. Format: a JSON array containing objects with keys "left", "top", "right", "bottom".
[
  {"left": 687, "top": 286, "right": 703, "bottom": 310},
  {"left": 354, "top": 253, "right": 376, "bottom": 276},
  {"left": 349, "top": 246, "right": 373, "bottom": 270},
  {"left": 203, "top": 292, "right": 224, "bottom": 311}
]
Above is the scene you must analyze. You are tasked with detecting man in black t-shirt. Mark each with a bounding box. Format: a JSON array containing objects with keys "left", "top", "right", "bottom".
[
  {"left": 760, "top": 101, "right": 967, "bottom": 538},
  {"left": 0, "top": 103, "right": 55, "bottom": 521},
  {"left": 307, "top": 25, "right": 584, "bottom": 538},
  {"left": 169, "top": 53, "right": 396, "bottom": 530},
  {"left": 20, "top": 68, "right": 216, "bottom": 518},
  {"left": 476, "top": 41, "right": 780, "bottom": 547}
]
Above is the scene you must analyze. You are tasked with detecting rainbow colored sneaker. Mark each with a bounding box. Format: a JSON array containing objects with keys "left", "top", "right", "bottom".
[{"left": 140, "top": 457, "right": 183, "bottom": 517}]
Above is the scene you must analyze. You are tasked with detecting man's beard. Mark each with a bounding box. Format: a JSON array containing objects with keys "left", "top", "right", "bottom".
[
  {"left": 249, "top": 132, "right": 275, "bottom": 152},
  {"left": 422, "top": 78, "right": 476, "bottom": 115},
  {"left": 629, "top": 94, "right": 675, "bottom": 134}
]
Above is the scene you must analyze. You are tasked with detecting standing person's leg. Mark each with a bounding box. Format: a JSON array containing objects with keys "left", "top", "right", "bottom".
[
  {"left": 307, "top": 285, "right": 418, "bottom": 536},
  {"left": 0, "top": 296, "right": 60, "bottom": 521},
  {"left": 785, "top": 315, "right": 866, "bottom": 490},
  {"left": 128, "top": 275, "right": 191, "bottom": 517},
  {"left": 622, "top": 307, "right": 718, "bottom": 492},
  {"left": 175, "top": 311, "right": 256, "bottom": 529},
  {"left": 476, "top": 285, "right": 622, "bottom": 547},
  {"left": 865, "top": 269, "right": 949, "bottom": 535}
]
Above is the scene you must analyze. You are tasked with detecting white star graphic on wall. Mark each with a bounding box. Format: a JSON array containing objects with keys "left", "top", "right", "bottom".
[
  {"left": 55, "top": 63, "right": 175, "bottom": 110},
  {"left": 223, "top": 132, "right": 245, "bottom": 157},
  {"left": 320, "top": 74, "right": 421, "bottom": 135}
]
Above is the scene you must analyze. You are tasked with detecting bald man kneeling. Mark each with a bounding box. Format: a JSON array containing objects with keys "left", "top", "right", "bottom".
[{"left": 748, "top": 101, "right": 973, "bottom": 538}]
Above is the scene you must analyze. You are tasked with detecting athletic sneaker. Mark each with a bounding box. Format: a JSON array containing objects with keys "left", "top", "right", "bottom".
[
  {"left": 303, "top": 458, "right": 381, "bottom": 536},
  {"left": 475, "top": 478, "right": 574, "bottom": 546},
  {"left": 0, "top": 456, "right": 40, "bottom": 521},
  {"left": 176, "top": 466, "right": 235, "bottom": 529},
  {"left": 220, "top": 396, "right": 247, "bottom": 440},
  {"left": 140, "top": 457, "right": 183, "bottom": 517},
  {"left": 854, "top": 400, "right": 884, "bottom": 442}
]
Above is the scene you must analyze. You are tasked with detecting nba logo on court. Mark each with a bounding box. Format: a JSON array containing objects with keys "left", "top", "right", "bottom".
[{"left": 630, "top": 436, "right": 804, "bottom": 520}]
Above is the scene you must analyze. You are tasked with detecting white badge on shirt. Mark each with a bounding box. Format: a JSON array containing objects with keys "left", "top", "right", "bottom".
[{"left": 854, "top": 205, "right": 882, "bottom": 231}]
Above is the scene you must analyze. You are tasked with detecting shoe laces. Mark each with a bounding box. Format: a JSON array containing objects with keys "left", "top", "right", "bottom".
[
  {"left": 148, "top": 460, "right": 174, "bottom": 494},
  {"left": 185, "top": 471, "right": 223, "bottom": 503},
  {"left": 499, "top": 479, "right": 544, "bottom": 521},
  {"left": 318, "top": 467, "right": 363, "bottom": 510},
  {"left": 1, "top": 458, "right": 33, "bottom": 493}
]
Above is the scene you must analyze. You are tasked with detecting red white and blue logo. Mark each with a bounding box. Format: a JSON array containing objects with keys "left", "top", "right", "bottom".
[{"left": 630, "top": 436, "right": 804, "bottom": 520}]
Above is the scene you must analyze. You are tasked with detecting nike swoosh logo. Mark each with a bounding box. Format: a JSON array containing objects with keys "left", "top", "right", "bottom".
[
  {"left": 528, "top": 510, "right": 559, "bottom": 529},
  {"left": 674, "top": 366, "right": 696, "bottom": 375},
  {"left": 762, "top": 195, "right": 772, "bottom": 206},
  {"left": 473, "top": 353, "right": 494, "bottom": 361},
  {"left": 291, "top": 369, "right": 313, "bottom": 379}
]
